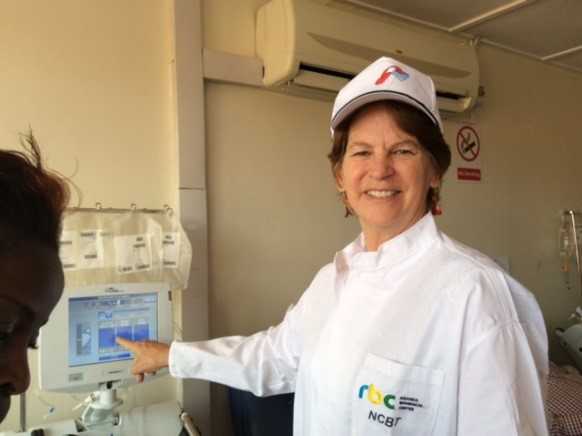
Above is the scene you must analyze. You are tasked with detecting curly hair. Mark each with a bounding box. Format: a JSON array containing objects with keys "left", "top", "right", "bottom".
[{"left": 0, "top": 132, "right": 70, "bottom": 253}]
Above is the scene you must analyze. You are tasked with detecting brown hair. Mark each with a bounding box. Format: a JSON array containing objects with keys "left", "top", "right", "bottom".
[
  {"left": 328, "top": 100, "right": 451, "bottom": 216},
  {"left": 0, "top": 132, "right": 70, "bottom": 253}
]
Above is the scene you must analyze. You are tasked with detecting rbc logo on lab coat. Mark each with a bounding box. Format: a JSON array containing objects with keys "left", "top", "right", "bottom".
[
  {"left": 358, "top": 383, "right": 397, "bottom": 409},
  {"left": 358, "top": 383, "right": 424, "bottom": 412}
]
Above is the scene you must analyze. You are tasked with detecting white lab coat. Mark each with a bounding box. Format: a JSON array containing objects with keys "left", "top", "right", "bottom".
[{"left": 170, "top": 213, "right": 549, "bottom": 435}]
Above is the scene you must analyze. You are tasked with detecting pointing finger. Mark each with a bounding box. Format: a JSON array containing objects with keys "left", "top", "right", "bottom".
[{"left": 116, "top": 337, "right": 138, "bottom": 351}]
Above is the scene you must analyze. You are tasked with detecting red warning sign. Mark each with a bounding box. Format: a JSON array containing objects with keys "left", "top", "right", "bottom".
[
  {"left": 456, "top": 126, "right": 480, "bottom": 162},
  {"left": 457, "top": 167, "right": 481, "bottom": 181}
]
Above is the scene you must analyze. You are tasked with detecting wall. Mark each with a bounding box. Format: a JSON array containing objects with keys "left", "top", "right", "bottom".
[
  {"left": 203, "top": 1, "right": 582, "bottom": 435},
  {"left": 0, "top": 0, "right": 179, "bottom": 431}
]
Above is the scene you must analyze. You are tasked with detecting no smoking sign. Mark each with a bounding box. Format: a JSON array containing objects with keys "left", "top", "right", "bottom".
[
  {"left": 456, "top": 126, "right": 480, "bottom": 162},
  {"left": 454, "top": 125, "right": 482, "bottom": 182}
]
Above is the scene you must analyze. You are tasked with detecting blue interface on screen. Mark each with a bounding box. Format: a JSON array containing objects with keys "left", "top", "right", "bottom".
[{"left": 68, "top": 293, "right": 158, "bottom": 367}]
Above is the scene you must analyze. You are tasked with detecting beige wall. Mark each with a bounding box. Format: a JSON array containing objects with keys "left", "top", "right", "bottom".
[
  {"left": 0, "top": 0, "right": 178, "bottom": 208},
  {"left": 204, "top": 1, "right": 582, "bottom": 435},
  {"left": 0, "top": 0, "right": 179, "bottom": 431}
]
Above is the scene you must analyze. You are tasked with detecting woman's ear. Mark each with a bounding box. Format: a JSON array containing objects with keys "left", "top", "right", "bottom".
[{"left": 429, "top": 163, "right": 440, "bottom": 189}]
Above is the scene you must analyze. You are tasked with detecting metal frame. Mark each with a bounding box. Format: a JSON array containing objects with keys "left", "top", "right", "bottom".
[
  {"left": 66, "top": 203, "right": 174, "bottom": 215},
  {"left": 564, "top": 209, "right": 582, "bottom": 297}
]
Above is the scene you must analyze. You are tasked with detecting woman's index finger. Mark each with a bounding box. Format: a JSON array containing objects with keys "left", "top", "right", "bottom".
[{"left": 116, "top": 336, "right": 138, "bottom": 351}]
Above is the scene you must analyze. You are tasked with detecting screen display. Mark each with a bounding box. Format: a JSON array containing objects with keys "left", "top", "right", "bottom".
[{"left": 68, "top": 292, "right": 158, "bottom": 367}]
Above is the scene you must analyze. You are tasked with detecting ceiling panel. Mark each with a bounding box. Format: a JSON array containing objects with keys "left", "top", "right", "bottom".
[
  {"left": 349, "top": 0, "right": 517, "bottom": 28},
  {"left": 469, "top": 0, "right": 582, "bottom": 57},
  {"left": 344, "top": 0, "right": 582, "bottom": 74}
]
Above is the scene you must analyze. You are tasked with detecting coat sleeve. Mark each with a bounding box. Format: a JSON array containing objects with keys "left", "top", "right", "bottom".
[
  {"left": 165, "top": 263, "right": 333, "bottom": 397},
  {"left": 168, "top": 303, "right": 303, "bottom": 396},
  {"left": 458, "top": 322, "right": 549, "bottom": 435}
]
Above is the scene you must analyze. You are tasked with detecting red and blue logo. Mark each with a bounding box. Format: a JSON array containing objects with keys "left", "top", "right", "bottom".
[{"left": 375, "top": 66, "right": 409, "bottom": 85}]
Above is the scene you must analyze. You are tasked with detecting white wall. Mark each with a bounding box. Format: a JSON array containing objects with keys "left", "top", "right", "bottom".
[
  {"left": 0, "top": 0, "right": 179, "bottom": 431},
  {"left": 203, "top": 1, "right": 582, "bottom": 435}
]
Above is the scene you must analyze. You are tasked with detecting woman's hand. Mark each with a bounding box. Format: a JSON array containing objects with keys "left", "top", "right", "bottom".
[{"left": 116, "top": 337, "right": 171, "bottom": 383}]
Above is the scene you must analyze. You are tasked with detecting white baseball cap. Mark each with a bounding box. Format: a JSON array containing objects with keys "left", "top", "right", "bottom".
[{"left": 330, "top": 57, "right": 443, "bottom": 135}]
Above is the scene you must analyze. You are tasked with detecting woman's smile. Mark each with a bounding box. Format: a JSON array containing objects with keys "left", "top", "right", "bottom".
[{"left": 365, "top": 189, "right": 401, "bottom": 198}]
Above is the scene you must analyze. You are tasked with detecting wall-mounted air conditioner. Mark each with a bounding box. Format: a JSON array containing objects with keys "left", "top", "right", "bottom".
[{"left": 256, "top": 0, "right": 480, "bottom": 112}]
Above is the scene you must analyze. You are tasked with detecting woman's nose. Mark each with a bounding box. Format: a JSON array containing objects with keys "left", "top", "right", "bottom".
[
  {"left": 369, "top": 154, "right": 394, "bottom": 179},
  {"left": 0, "top": 349, "right": 31, "bottom": 395}
]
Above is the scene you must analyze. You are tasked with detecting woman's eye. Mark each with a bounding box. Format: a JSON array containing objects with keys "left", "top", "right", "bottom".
[
  {"left": 393, "top": 148, "right": 415, "bottom": 155},
  {"left": 352, "top": 150, "right": 370, "bottom": 157}
]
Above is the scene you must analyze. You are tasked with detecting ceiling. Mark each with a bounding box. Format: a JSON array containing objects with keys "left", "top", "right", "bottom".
[{"left": 343, "top": 0, "right": 582, "bottom": 74}]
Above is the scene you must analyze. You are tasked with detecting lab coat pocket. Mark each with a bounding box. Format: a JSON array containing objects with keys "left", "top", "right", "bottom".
[{"left": 351, "top": 353, "right": 444, "bottom": 436}]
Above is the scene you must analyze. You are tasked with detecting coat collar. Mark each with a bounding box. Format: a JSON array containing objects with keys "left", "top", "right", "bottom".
[{"left": 334, "top": 213, "right": 441, "bottom": 274}]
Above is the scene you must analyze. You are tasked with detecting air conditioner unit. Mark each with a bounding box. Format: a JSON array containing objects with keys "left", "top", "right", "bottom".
[{"left": 256, "top": 0, "right": 480, "bottom": 112}]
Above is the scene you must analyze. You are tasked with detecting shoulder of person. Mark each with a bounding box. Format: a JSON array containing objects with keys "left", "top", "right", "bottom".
[
  {"left": 433, "top": 233, "right": 537, "bottom": 315},
  {"left": 434, "top": 233, "right": 503, "bottom": 274},
  {"left": 300, "top": 262, "right": 336, "bottom": 300},
  {"left": 440, "top": 238, "right": 544, "bottom": 339}
]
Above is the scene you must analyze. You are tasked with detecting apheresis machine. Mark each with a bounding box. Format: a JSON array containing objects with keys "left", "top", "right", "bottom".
[
  {"left": 1, "top": 207, "right": 197, "bottom": 436},
  {"left": 8, "top": 282, "right": 194, "bottom": 436},
  {"left": 39, "top": 283, "right": 174, "bottom": 431}
]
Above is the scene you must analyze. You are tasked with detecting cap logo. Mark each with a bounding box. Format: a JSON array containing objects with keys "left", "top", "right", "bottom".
[{"left": 375, "top": 65, "right": 409, "bottom": 85}]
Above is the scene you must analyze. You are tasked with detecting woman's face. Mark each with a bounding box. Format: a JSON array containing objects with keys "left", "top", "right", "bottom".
[
  {"left": 336, "top": 104, "right": 439, "bottom": 250},
  {"left": 0, "top": 243, "right": 63, "bottom": 423}
]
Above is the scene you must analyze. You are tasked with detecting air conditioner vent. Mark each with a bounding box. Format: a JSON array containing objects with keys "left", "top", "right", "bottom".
[
  {"left": 299, "top": 63, "right": 355, "bottom": 81},
  {"left": 257, "top": 0, "right": 480, "bottom": 113}
]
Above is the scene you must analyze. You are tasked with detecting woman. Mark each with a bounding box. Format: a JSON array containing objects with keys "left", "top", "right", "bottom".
[
  {"left": 118, "top": 57, "right": 549, "bottom": 435},
  {"left": 0, "top": 134, "right": 69, "bottom": 423}
]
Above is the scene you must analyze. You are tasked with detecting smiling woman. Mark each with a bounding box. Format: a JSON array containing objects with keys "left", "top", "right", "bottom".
[
  {"left": 116, "top": 57, "right": 550, "bottom": 436},
  {"left": 0, "top": 133, "right": 69, "bottom": 423}
]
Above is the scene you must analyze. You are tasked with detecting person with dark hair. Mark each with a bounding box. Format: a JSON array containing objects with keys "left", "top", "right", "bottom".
[
  {"left": 0, "top": 133, "right": 69, "bottom": 423},
  {"left": 119, "top": 58, "right": 548, "bottom": 435}
]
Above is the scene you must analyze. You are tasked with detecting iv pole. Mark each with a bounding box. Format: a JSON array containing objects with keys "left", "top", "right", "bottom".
[{"left": 567, "top": 210, "right": 582, "bottom": 298}]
